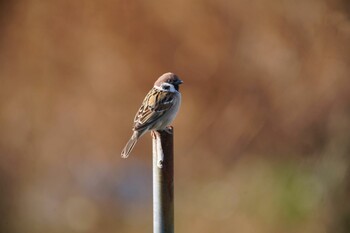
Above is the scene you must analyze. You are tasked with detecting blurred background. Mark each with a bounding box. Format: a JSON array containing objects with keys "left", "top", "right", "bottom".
[{"left": 1, "top": 0, "right": 350, "bottom": 232}]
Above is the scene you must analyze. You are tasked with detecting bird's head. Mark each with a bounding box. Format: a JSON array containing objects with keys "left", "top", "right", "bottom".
[{"left": 154, "top": 72, "right": 183, "bottom": 92}]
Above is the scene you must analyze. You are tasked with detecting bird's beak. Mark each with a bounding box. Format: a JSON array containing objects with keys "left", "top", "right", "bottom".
[{"left": 177, "top": 80, "right": 183, "bottom": 85}]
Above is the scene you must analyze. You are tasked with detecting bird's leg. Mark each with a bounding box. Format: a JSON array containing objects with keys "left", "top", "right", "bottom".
[
  {"left": 151, "top": 130, "right": 157, "bottom": 139},
  {"left": 163, "top": 126, "right": 173, "bottom": 134}
]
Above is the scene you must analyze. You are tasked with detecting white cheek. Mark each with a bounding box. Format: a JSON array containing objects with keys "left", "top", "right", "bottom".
[{"left": 155, "top": 83, "right": 177, "bottom": 92}]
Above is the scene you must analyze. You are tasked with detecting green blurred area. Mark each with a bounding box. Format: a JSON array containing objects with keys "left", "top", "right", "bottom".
[{"left": 1, "top": 0, "right": 350, "bottom": 233}]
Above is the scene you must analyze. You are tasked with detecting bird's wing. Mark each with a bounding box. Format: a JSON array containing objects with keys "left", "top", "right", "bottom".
[{"left": 133, "top": 88, "right": 175, "bottom": 131}]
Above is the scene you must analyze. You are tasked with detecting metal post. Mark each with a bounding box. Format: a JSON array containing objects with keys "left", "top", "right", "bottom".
[{"left": 152, "top": 128, "right": 174, "bottom": 233}]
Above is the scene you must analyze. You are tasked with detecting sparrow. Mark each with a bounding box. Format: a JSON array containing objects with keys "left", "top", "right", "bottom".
[{"left": 121, "top": 72, "right": 183, "bottom": 158}]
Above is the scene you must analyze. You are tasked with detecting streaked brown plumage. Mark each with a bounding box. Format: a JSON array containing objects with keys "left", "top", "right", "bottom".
[{"left": 121, "top": 72, "right": 183, "bottom": 158}]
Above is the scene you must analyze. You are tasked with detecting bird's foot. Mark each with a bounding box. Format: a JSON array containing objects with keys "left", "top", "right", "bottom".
[
  {"left": 163, "top": 126, "right": 173, "bottom": 134},
  {"left": 151, "top": 130, "right": 157, "bottom": 139}
]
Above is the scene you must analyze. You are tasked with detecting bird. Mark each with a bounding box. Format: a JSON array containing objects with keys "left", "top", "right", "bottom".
[{"left": 121, "top": 72, "right": 183, "bottom": 158}]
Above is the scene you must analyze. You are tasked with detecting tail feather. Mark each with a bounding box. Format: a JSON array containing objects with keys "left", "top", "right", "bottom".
[{"left": 121, "top": 132, "right": 139, "bottom": 158}]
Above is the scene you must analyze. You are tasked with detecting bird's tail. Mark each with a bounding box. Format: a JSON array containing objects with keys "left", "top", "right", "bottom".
[{"left": 121, "top": 131, "right": 139, "bottom": 158}]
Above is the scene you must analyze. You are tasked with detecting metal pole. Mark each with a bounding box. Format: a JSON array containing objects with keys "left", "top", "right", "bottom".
[{"left": 152, "top": 128, "right": 174, "bottom": 233}]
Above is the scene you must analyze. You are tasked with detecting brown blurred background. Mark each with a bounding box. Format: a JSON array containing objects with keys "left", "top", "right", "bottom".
[{"left": 1, "top": 0, "right": 350, "bottom": 232}]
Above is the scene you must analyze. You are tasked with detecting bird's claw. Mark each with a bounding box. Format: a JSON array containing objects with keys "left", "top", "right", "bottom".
[
  {"left": 151, "top": 131, "right": 157, "bottom": 139},
  {"left": 164, "top": 126, "right": 173, "bottom": 134}
]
